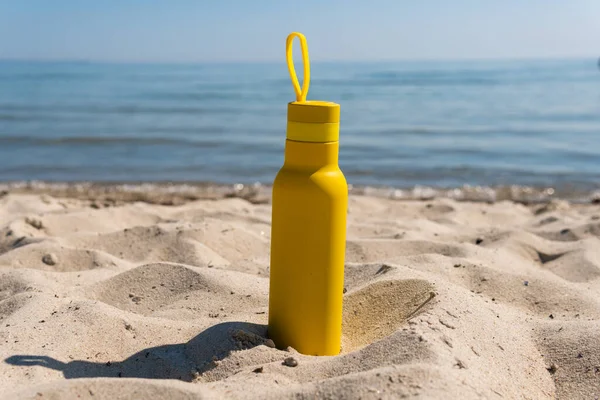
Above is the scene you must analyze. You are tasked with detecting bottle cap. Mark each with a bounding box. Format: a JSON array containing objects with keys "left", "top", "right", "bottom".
[{"left": 285, "top": 32, "right": 340, "bottom": 142}]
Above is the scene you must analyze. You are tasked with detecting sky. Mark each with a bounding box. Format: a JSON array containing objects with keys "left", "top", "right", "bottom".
[{"left": 0, "top": 0, "right": 599, "bottom": 63}]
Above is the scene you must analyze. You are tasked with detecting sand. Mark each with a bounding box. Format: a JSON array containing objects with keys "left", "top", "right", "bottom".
[{"left": 1, "top": 191, "right": 600, "bottom": 399}]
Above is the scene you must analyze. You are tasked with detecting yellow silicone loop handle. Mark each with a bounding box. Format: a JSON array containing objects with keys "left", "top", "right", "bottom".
[{"left": 286, "top": 32, "right": 310, "bottom": 102}]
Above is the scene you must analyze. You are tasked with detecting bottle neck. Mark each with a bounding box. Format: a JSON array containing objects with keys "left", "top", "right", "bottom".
[{"left": 283, "top": 140, "right": 339, "bottom": 168}]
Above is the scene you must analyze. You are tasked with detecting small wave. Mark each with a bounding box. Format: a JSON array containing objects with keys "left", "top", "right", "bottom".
[
  {"left": 143, "top": 126, "right": 228, "bottom": 134},
  {"left": 0, "top": 181, "right": 598, "bottom": 204},
  {"left": 0, "top": 104, "right": 240, "bottom": 115},
  {"left": 314, "top": 71, "right": 498, "bottom": 87},
  {"left": 0, "top": 72, "right": 102, "bottom": 81},
  {"left": 91, "top": 104, "right": 239, "bottom": 115},
  {"left": 356, "top": 68, "right": 589, "bottom": 86},
  {"left": 342, "top": 165, "right": 600, "bottom": 180},
  {"left": 0, "top": 114, "right": 21, "bottom": 121},
  {"left": 140, "top": 91, "right": 240, "bottom": 102},
  {"left": 350, "top": 184, "right": 591, "bottom": 203},
  {"left": 0, "top": 136, "right": 224, "bottom": 147},
  {"left": 341, "top": 126, "right": 495, "bottom": 137},
  {"left": 369, "top": 71, "right": 495, "bottom": 85}
]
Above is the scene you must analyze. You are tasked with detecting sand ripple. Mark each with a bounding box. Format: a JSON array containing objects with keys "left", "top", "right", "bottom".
[{"left": 1, "top": 194, "right": 599, "bottom": 399}]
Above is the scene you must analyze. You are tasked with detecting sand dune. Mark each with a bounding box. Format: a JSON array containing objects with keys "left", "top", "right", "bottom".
[{"left": 1, "top": 192, "right": 599, "bottom": 399}]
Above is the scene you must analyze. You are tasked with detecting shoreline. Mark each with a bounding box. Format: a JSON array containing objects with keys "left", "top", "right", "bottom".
[{"left": 1, "top": 180, "right": 599, "bottom": 206}]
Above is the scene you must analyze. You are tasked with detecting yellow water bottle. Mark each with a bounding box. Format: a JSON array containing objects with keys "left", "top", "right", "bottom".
[{"left": 268, "top": 32, "right": 348, "bottom": 356}]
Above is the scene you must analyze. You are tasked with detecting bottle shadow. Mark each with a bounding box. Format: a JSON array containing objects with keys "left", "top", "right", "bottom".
[{"left": 5, "top": 321, "right": 267, "bottom": 381}]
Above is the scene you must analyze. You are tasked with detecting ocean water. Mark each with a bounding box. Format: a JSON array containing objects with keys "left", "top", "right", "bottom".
[{"left": 0, "top": 59, "right": 599, "bottom": 198}]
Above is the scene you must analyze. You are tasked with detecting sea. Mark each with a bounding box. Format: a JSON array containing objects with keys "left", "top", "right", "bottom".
[{"left": 0, "top": 59, "right": 599, "bottom": 201}]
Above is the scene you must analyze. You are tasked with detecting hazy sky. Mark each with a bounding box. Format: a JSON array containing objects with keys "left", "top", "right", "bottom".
[{"left": 0, "top": 0, "right": 598, "bottom": 62}]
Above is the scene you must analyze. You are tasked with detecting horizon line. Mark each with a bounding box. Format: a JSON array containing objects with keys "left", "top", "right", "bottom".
[{"left": 0, "top": 54, "right": 597, "bottom": 66}]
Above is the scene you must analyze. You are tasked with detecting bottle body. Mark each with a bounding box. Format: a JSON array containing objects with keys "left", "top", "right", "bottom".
[{"left": 268, "top": 139, "right": 348, "bottom": 356}]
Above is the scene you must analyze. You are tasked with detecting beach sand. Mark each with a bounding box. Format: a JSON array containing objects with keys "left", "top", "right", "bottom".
[{"left": 1, "top": 190, "right": 599, "bottom": 399}]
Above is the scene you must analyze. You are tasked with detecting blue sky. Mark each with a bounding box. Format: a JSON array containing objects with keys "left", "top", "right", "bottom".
[{"left": 0, "top": 0, "right": 598, "bottom": 62}]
